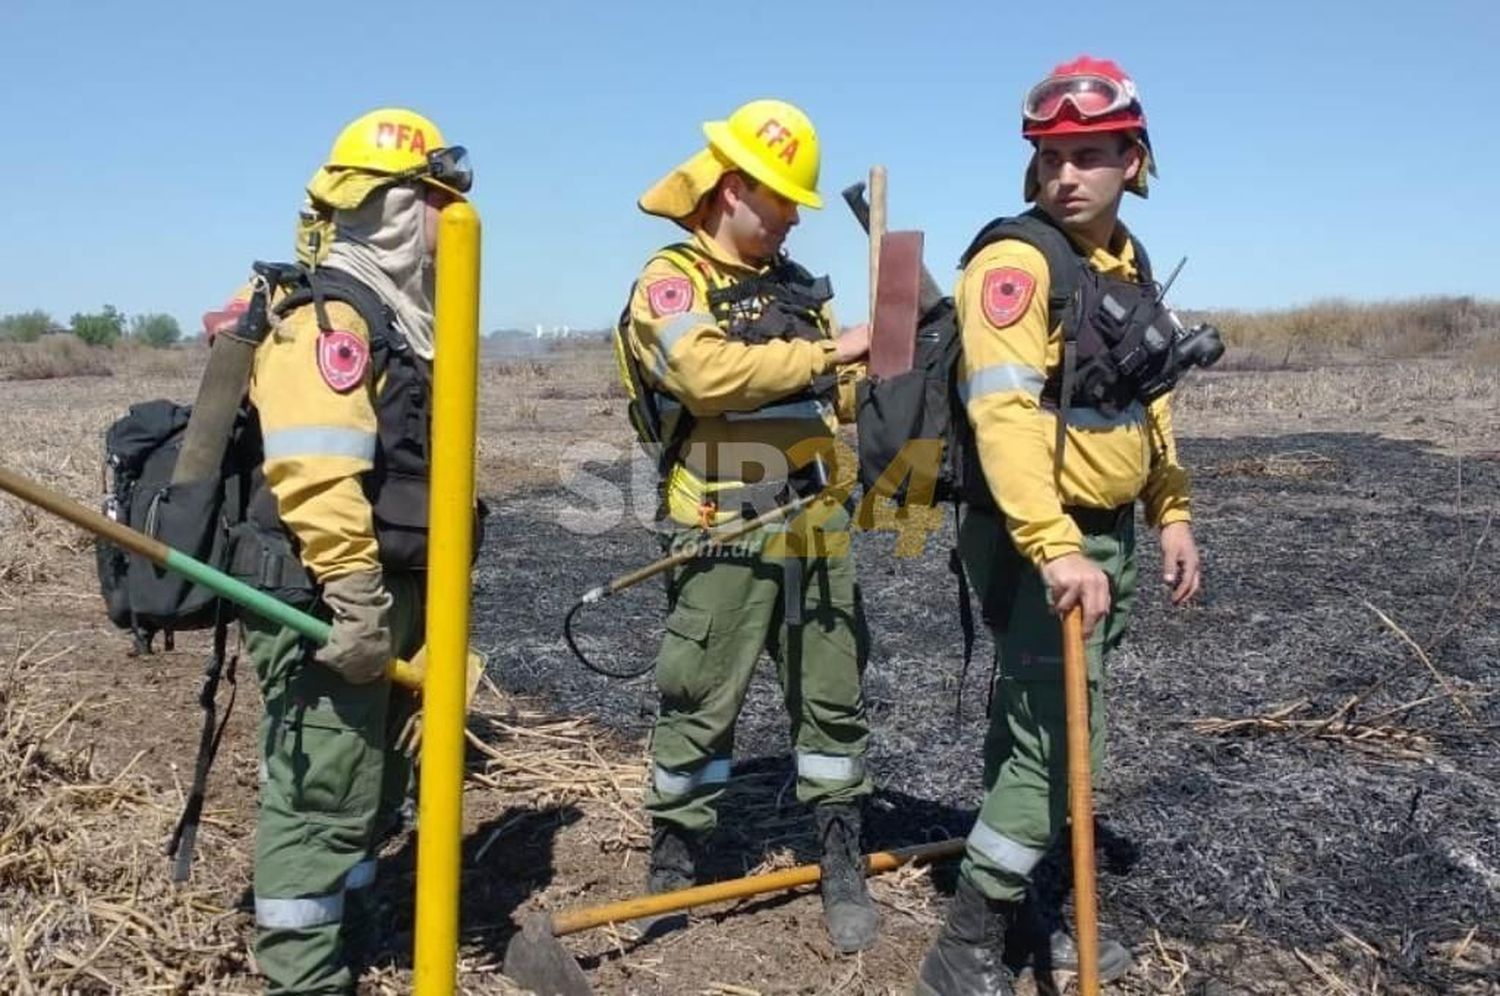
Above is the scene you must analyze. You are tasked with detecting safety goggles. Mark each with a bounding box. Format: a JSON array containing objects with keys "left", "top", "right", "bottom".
[
  {"left": 1023, "top": 74, "right": 1136, "bottom": 123},
  {"left": 404, "top": 145, "right": 473, "bottom": 193}
]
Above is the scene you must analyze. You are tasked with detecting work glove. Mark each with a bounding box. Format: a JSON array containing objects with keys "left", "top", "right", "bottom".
[
  {"left": 314, "top": 570, "right": 393, "bottom": 684},
  {"left": 396, "top": 647, "right": 489, "bottom": 756}
]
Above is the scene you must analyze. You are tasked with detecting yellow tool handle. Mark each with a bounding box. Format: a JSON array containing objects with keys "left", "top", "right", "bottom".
[{"left": 549, "top": 837, "right": 964, "bottom": 937}]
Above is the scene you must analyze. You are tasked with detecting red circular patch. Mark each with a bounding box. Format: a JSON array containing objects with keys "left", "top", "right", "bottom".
[
  {"left": 317, "top": 329, "right": 369, "bottom": 392},
  {"left": 646, "top": 276, "right": 693, "bottom": 318},
  {"left": 981, "top": 267, "right": 1036, "bottom": 328}
]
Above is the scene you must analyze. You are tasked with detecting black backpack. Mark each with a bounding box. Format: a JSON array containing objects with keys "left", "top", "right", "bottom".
[
  {"left": 92, "top": 262, "right": 390, "bottom": 882},
  {"left": 96, "top": 399, "right": 257, "bottom": 655},
  {"left": 853, "top": 297, "right": 970, "bottom": 506},
  {"left": 854, "top": 210, "right": 1152, "bottom": 509}
]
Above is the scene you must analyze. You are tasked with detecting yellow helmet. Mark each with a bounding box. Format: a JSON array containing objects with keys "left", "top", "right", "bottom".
[
  {"left": 317, "top": 107, "right": 472, "bottom": 203},
  {"left": 702, "top": 99, "right": 822, "bottom": 208}
]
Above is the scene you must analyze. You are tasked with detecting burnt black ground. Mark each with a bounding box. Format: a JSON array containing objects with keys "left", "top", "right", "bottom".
[{"left": 472, "top": 432, "right": 1499, "bottom": 993}]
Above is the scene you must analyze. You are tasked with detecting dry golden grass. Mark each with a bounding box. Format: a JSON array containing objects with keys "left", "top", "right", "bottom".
[
  {"left": 0, "top": 633, "right": 634, "bottom": 994},
  {"left": 0, "top": 337, "right": 114, "bottom": 381},
  {"left": 0, "top": 337, "right": 204, "bottom": 383},
  {"left": 1190, "top": 295, "right": 1499, "bottom": 368}
]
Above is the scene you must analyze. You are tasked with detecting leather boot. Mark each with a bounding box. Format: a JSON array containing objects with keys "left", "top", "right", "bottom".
[
  {"left": 815, "top": 804, "right": 879, "bottom": 953},
  {"left": 1008, "top": 898, "right": 1133, "bottom": 982},
  {"left": 1003, "top": 887, "right": 1133, "bottom": 982},
  {"left": 647, "top": 820, "right": 701, "bottom": 894},
  {"left": 914, "top": 876, "right": 1019, "bottom": 996}
]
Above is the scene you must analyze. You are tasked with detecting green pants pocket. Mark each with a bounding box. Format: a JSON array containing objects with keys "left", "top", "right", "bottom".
[
  {"left": 280, "top": 698, "right": 383, "bottom": 821},
  {"left": 657, "top": 604, "right": 718, "bottom": 706}
]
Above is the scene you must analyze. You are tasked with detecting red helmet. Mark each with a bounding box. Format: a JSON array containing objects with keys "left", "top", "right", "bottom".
[{"left": 1021, "top": 56, "right": 1147, "bottom": 139}]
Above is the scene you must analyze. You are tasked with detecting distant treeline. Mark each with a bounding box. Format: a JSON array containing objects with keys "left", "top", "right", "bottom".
[{"left": 0, "top": 307, "right": 183, "bottom": 348}]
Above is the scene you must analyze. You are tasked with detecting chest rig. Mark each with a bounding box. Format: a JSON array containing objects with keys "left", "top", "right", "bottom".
[
  {"left": 959, "top": 209, "right": 1176, "bottom": 418},
  {"left": 614, "top": 242, "right": 839, "bottom": 482}
]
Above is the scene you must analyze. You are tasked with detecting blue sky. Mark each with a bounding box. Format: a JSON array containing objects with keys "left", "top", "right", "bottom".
[{"left": 2, "top": 0, "right": 1495, "bottom": 334}]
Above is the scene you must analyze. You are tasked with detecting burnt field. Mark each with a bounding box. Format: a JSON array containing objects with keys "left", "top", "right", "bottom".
[{"left": 474, "top": 431, "right": 1500, "bottom": 994}]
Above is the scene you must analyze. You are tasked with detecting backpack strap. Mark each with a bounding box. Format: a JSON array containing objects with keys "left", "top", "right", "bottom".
[
  {"left": 165, "top": 606, "right": 238, "bottom": 883},
  {"left": 1126, "top": 229, "right": 1153, "bottom": 283},
  {"left": 959, "top": 210, "right": 1086, "bottom": 486},
  {"left": 958, "top": 210, "right": 1081, "bottom": 336},
  {"left": 271, "top": 265, "right": 403, "bottom": 373},
  {"left": 613, "top": 243, "right": 721, "bottom": 498}
]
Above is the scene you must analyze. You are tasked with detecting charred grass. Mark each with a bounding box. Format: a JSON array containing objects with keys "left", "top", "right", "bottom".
[{"left": 0, "top": 323, "right": 1496, "bottom": 993}]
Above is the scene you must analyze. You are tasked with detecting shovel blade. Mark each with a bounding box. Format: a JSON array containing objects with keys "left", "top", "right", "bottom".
[{"left": 502, "top": 918, "right": 593, "bottom": 996}]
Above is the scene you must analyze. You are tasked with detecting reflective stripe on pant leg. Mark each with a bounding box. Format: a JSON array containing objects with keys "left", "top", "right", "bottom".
[
  {"left": 652, "top": 756, "right": 731, "bottom": 797},
  {"left": 782, "top": 541, "right": 872, "bottom": 808},
  {"left": 967, "top": 819, "right": 1047, "bottom": 877},
  {"left": 256, "top": 892, "right": 345, "bottom": 930},
  {"left": 795, "top": 750, "right": 864, "bottom": 785},
  {"left": 246, "top": 609, "right": 390, "bottom": 995},
  {"left": 345, "top": 858, "right": 377, "bottom": 891}
]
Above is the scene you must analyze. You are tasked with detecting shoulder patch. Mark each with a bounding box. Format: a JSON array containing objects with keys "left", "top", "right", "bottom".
[
  {"left": 981, "top": 267, "right": 1036, "bottom": 328},
  {"left": 646, "top": 276, "right": 693, "bottom": 318},
  {"left": 317, "top": 329, "right": 370, "bottom": 392}
]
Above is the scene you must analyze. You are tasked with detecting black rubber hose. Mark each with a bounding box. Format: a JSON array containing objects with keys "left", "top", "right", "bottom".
[{"left": 563, "top": 596, "right": 655, "bottom": 680}]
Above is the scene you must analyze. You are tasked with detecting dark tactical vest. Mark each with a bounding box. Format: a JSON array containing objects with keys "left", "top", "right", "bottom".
[
  {"left": 230, "top": 267, "right": 437, "bottom": 598},
  {"left": 613, "top": 242, "right": 838, "bottom": 480}
]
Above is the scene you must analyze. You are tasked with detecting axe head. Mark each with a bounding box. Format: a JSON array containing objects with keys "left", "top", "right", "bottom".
[{"left": 870, "top": 230, "right": 925, "bottom": 379}]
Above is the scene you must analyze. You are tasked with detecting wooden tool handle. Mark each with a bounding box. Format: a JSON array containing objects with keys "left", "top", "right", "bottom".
[
  {"left": 548, "top": 837, "right": 963, "bottom": 937},
  {"left": 1062, "top": 606, "right": 1101, "bottom": 995},
  {"left": 867, "top": 166, "right": 887, "bottom": 326}
]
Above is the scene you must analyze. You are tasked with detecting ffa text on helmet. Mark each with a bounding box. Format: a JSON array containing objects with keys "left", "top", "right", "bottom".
[
  {"left": 755, "top": 119, "right": 801, "bottom": 165},
  {"left": 375, "top": 121, "right": 429, "bottom": 155}
]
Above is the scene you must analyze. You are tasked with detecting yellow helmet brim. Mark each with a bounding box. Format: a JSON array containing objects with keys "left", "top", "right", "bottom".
[{"left": 638, "top": 147, "right": 730, "bottom": 227}]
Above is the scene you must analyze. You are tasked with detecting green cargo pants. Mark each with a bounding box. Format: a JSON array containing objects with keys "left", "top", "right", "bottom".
[
  {"left": 246, "top": 572, "right": 423, "bottom": 995},
  {"left": 645, "top": 511, "right": 872, "bottom": 833},
  {"left": 956, "top": 506, "right": 1137, "bottom": 903}
]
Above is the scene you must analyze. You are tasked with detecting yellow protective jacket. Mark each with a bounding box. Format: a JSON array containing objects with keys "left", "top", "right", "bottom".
[
  {"left": 248, "top": 298, "right": 383, "bottom": 582},
  {"left": 956, "top": 227, "right": 1192, "bottom": 567},
  {"left": 623, "top": 230, "right": 862, "bottom": 526}
]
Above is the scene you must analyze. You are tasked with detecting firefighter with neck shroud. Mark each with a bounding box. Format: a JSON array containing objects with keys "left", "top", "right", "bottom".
[
  {"left": 613, "top": 98, "right": 878, "bottom": 953},
  {"left": 914, "top": 58, "right": 1208, "bottom": 995},
  {"left": 230, "top": 108, "right": 472, "bottom": 994}
]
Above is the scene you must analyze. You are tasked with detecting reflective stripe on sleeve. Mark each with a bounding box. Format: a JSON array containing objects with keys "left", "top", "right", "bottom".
[
  {"left": 262, "top": 426, "right": 377, "bottom": 461},
  {"left": 959, "top": 364, "right": 1046, "bottom": 404}
]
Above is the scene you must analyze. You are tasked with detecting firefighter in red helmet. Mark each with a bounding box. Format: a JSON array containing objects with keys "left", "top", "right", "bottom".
[{"left": 913, "top": 57, "right": 1202, "bottom": 995}]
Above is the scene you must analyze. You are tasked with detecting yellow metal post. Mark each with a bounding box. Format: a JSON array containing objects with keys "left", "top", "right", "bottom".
[{"left": 413, "top": 201, "right": 481, "bottom": 995}]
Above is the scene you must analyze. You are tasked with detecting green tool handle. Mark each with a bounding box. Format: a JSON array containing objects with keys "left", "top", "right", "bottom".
[{"left": 0, "top": 464, "right": 421, "bottom": 689}]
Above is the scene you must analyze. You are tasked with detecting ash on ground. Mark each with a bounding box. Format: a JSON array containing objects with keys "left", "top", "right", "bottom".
[{"left": 473, "top": 432, "right": 1498, "bottom": 993}]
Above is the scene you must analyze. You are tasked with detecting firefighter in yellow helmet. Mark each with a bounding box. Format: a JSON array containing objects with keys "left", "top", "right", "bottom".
[
  {"left": 613, "top": 99, "right": 878, "bottom": 953},
  {"left": 223, "top": 107, "right": 473, "bottom": 994},
  {"left": 914, "top": 58, "right": 1208, "bottom": 995}
]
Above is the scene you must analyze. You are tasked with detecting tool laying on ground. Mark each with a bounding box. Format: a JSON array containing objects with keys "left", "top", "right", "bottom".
[
  {"left": 503, "top": 836, "right": 965, "bottom": 996},
  {"left": 562, "top": 492, "right": 818, "bottom": 679},
  {"left": 0, "top": 465, "right": 482, "bottom": 877},
  {"left": 1062, "top": 605, "right": 1102, "bottom": 996}
]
